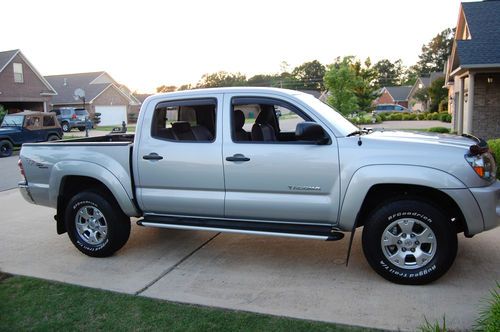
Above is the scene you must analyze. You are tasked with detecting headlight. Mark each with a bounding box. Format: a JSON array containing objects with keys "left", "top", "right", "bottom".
[{"left": 465, "top": 152, "right": 497, "bottom": 181}]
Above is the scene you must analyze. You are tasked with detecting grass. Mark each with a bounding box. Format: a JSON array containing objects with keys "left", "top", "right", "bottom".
[
  {"left": 0, "top": 275, "right": 371, "bottom": 332},
  {"left": 94, "top": 125, "right": 136, "bottom": 132},
  {"left": 474, "top": 282, "right": 500, "bottom": 332}
]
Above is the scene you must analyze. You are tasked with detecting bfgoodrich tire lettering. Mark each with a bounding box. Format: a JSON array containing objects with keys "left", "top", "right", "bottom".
[
  {"left": 362, "top": 200, "right": 457, "bottom": 285},
  {"left": 65, "top": 191, "right": 130, "bottom": 257}
]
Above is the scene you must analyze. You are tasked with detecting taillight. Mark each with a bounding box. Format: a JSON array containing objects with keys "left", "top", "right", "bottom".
[
  {"left": 72, "top": 114, "right": 77, "bottom": 119},
  {"left": 18, "top": 159, "right": 26, "bottom": 179}
]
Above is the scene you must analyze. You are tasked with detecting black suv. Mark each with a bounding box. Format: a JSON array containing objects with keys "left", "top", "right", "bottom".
[
  {"left": 50, "top": 108, "right": 93, "bottom": 132},
  {"left": 0, "top": 111, "right": 63, "bottom": 157}
]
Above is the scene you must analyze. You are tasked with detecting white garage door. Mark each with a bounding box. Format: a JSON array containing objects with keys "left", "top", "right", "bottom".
[{"left": 95, "top": 106, "right": 127, "bottom": 126}]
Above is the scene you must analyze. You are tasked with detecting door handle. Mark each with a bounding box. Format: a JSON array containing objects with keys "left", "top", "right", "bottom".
[
  {"left": 143, "top": 153, "right": 163, "bottom": 160},
  {"left": 226, "top": 154, "right": 250, "bottom": 162}
]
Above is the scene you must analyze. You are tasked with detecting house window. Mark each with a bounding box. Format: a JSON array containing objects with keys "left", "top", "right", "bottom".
[{"left": 13, "top": 63, "right": 23, "bottom": 83}]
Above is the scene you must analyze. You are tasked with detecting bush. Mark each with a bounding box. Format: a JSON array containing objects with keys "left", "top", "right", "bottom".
[
  {"left": 378, "top": 112, "right": 387, "bottom": 121},
  {"left": 431, "top": 113, "right": 440, "bottom": 120},
  {"left": 428, "top": 127, "right": 450, "bottom": 133},
  {"left": 0, "top": 104, "right": 6, "bottom": 124},
  {"left": 417, "top": 113, "right": 427, "bottom": 120},
  {"left": 488, "top": 139, "right": 500, "bottom": 179},
  {"left": 438, "top": 99, "right": 448, "bottom": 113},
  {"left": 438, "top": 113, "right": 452, "bottom": 123},
  {"left": 389, "top": 113, "right": 403, "bottom": 121},
  {"left": 474, "top": 282, "right": 500, "bottom": 331}
]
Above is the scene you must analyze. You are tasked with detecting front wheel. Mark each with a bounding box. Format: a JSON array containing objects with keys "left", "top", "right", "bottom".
[
  {"left": 362, "top": 200, "right": 457, "bottom": 285},
  {"left": 64, "top": 191, "right": 131, "bottom": 257},
  {"left": 0, "top": 140, "right": 13, "bottom": 157}
]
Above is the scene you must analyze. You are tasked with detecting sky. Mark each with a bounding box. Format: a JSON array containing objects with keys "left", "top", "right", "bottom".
[{"left": 2, "top": 0, "right": 469, "bottom": 93}]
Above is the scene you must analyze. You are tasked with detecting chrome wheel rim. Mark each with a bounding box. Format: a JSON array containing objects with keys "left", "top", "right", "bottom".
[
  {"left": 75, "top": 205, "right": 108, "bottom": 245},
  {"left": 380, "top": 218, "right": 437, "bottom": 270}
]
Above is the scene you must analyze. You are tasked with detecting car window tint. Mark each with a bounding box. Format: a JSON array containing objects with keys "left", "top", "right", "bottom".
[{"left": 43, "top": 115, "right": 56, "bottom": 127}]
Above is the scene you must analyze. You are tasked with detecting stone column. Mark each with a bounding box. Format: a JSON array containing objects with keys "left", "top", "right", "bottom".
[{"left": 457, "top": 77, "right": 464, "bottom": 135}]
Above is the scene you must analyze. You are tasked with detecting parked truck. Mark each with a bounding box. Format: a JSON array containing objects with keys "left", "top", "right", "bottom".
[{"left": 18, "top": 87, "right": 499, "bottom": 284}]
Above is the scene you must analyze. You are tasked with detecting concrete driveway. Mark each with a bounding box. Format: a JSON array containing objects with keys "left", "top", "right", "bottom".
[
  {"left": 0, "top": 188, "right": 498, "bottom": 331},
  {"left": 0, "top": 153, "right": 22, "bottom": 191}
]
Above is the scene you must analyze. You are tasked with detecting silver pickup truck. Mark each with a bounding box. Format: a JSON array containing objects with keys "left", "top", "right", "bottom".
[{"left": 18, "top": 87, "right": 499, "bottom": 284}]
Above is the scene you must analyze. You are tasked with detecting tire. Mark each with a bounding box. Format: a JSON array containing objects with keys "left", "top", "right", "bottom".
[
  {"left": 47, "top": 135, "right": 59, "bottom": 141},
  {"left": 0, "top": 140, "right": 13, "bottom": 157},
  {"left": 64, "top": 191, "right": 131, "bottom": 257},
  {"left": 78, "top": 127, "right": 85, "bottom": 131},
  {"left": 362, "top": 199, "right": 457, "bottom": 285},
  {"left": 61, "top": 122, "right": 70, "bottom": 132}
]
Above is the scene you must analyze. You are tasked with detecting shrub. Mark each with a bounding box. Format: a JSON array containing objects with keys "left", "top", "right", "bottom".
[
  {"left": 417, "top": 113, "right": 427, "bottom": 120},
  {"left": 474, "top": 282, "right": 500, "bottom": 331},
  {"left": 0, "top": 105, "right": 6, "bottom": 124},
  {"left": 425, "top": 113, "right": 434, "bottom": 120},
  {"left": 378, "top": 112, "right": 387, "bottom": 121},
  {"left": 431, "top": 113, "right": 440, "bottom": 120},
  {"left": 488, "top": 139, "right": 500, "bottom": 179},
  {"left": 428, "top": 127, "right": 450, "bottom": 133},
  {"left": 438, "top": 99, "right": 448, "bottom": 113},
  {"left": 389, "top": 113, "right": 403, "bottom": 121}
]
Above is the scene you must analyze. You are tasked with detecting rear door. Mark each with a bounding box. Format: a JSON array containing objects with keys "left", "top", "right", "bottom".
[
  {"left": 135, "top": 94, "right": 225, "bottom": 217},
  {"left": 222, "top": 94, "right": 341, "bottom": 224}
]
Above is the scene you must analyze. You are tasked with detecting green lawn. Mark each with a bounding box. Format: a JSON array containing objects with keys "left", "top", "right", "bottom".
[
  {"left": 0, "top": 275, "right": 372, "bottom": 332},
  {"left": 94, "top": 125, "right": 136, "bottom": 132}
]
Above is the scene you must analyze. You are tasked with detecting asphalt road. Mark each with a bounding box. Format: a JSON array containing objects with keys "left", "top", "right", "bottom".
[
  {"left": 0, "top": 188, "right": 498, "bottom": 331},
  {"left": 0, "top": 153, "right": 21, "bottom": 191}
]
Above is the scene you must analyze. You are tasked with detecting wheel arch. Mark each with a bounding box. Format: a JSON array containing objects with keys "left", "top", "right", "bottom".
[{"left": 338, "top": 165, "right": 469, "bottom": 233}]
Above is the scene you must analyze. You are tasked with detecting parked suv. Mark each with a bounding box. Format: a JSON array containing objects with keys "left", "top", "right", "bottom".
[
  {"left": 0, "top": 111, "right": 62, "bottom": 157},
  {"left": 50, "top": 108, "right": 92, "bottom": 132},
  {"left": 374, "top": 104, "right": 408, "bottom": 113}
]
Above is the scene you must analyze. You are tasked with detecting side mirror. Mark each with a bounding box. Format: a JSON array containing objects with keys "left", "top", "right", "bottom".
[{"left": 295, "top": 122, "right": 329, "bottom": 144}]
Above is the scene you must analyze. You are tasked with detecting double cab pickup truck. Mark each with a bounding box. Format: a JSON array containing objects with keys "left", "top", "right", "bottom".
[{"left": 18, "top": 87, "right": 500, "bottom": 284}]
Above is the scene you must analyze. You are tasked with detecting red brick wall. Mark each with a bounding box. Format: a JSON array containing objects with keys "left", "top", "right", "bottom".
[{"left": 375, "top": 90, "right": 394, "bottom": 105}]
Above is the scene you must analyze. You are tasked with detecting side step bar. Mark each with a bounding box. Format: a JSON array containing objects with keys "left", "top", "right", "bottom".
[{"left": 137, "top": 215, "right": 344, "bottom": 241}]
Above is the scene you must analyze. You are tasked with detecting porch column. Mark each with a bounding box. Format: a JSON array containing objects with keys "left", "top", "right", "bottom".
[
  {"left": 464, "top": 73, "right": 475, "bottom": 134},
  {"left": 457, "top": 77, "right": 464, "bottom": 135}
]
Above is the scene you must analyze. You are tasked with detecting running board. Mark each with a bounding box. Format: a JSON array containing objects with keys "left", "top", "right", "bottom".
[{"left": 137, "top": 215, "right": 344, "bottom": 241}]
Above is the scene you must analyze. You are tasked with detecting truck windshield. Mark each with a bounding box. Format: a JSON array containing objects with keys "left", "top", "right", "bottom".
[
  {"left": 1, "top": 115, "right": 24, "bottom": 127},
  {"left": 296, "top": 94, "right": 358, "bottom": 137}
]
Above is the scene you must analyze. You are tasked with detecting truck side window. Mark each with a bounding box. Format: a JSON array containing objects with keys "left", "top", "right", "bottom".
[
  {"left": 151, "top": 98, "right": 217, "bottom": 142},
  {"left": 43, "top": 115, "right": 56, "bottom": 127},
  {"left": 231, "top": 97, "right": 314, "bottom": 143}
]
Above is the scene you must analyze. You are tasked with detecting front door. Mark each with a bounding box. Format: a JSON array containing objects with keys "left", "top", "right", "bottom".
[
  {"left": 222, "top": 95, "right": 341, "bottom": 224},
  {"left": 135, "top": 95, "right": 225, "bottom": 217}
]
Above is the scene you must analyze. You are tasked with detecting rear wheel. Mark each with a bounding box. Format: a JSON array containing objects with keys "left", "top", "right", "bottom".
[
  {"left": 64, "top": 191, "right": 131, "bottom": 257},
  {"left": 47, "top": 135, "right": 59, "bottom": 141},
  {"left": 0, "top": 140, "right": 13, "bottom": 157},
  {"left": 78, "top": 127, "right": 85, "bottom": 131},
  {"left": 61, "top": 122, "right": 70, "bottom": 132},
  {"left": 362, "top": 199, "right": 457, "bottom": 285}
]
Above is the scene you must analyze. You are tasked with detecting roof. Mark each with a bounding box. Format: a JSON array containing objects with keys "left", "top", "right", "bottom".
[
  {"left": 455, "top": 1, "right": 500, "bottom": 66},
  {"left": 382, "top": 86, "right": 412, "bottom": 101},
  {"left": 0, "top": 49, "right": 57, "bottom": 95},
  {"left": 45, "top": 71, "right": 138, "bottom": 105},
  {"left": 0, "top": 49, "right": 18, "bottom": 73}
]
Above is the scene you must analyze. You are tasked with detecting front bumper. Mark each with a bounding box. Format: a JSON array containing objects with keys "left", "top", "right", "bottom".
[
  {"left": 18, "top": 180, "right": 35, "bottom": 204},
  {"left": 469, "top": 180, "right": 500, "bottom": 232}
]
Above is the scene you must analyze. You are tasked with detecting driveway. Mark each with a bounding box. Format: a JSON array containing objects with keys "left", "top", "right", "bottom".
[
  {"left": 0, "top": 188, "right": 498, "bottom": 331},
  {"left": 0, "top": 153, "right": 22, "bottom": 191}
]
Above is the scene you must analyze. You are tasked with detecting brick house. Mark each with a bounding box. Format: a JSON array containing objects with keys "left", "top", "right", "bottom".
[
  {"left": 374, "top": 86, "right": 412, "bottom": 108},
  {"left": 445, "top": 1, "right": 500, "bottom": 139},
  {"left": 0, "top": 49, "right": 57, "bottom": 114},
  {"left": 45, "top": 71, "right": 140, "bottom": 126},
  {"left": 407, "top": 72, "right": 444, "bottom": 112}
]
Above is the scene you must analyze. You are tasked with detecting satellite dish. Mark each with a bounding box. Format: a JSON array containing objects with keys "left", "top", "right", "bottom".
[{"left": 74, "top": 88, "right": 86, "bottom": 100}]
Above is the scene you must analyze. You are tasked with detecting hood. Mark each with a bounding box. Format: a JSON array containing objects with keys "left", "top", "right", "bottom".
[
  {"left": 366, "top": 130, "right": 476, "bottom": 151},
  {"left": 0, "top": 126, "right": 21, "bottom": 135}
]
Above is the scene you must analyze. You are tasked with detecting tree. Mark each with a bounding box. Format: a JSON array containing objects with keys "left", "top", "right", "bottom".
[
  {"left": 156, "top": 85, "right": 177, "bottom": 93},
  {"left": 323, "top": 57, "right": 360, "bottom": 114},
  {"left": 196, "top": 71, "right": 247, "bottom": 88},
  {"left": 291, "top": 60, "right": 326, "bottom": 90},
  {"left": 177, "top": 84, "right": 193, "bottom": 91},
  {"left": 351, "top": 58, "right": 380, "bottom": 112},
  {"left": 427, "top": 77, "right": 448, "bottom": 112},
  {"left": 412, "top": 28, "right": 454, "bottom": 76},
  {"left": 373, "top": 59, "right": 407, "bottom": 87},
  {"left": 247, "top": 74, "right": 280, "bottom": 87}
]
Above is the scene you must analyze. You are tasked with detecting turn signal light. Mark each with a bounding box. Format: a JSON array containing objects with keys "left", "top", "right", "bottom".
[{"left": 18, "top": 159, "right": 26, "bottom": 178}]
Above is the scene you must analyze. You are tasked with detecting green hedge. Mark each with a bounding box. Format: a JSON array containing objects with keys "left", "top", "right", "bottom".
[
  {"left": 428, "top": 127, "right": 450, "bottom": 133},
  {"left": 488, "top": 138, "right": 500, "bottom": 179}
]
